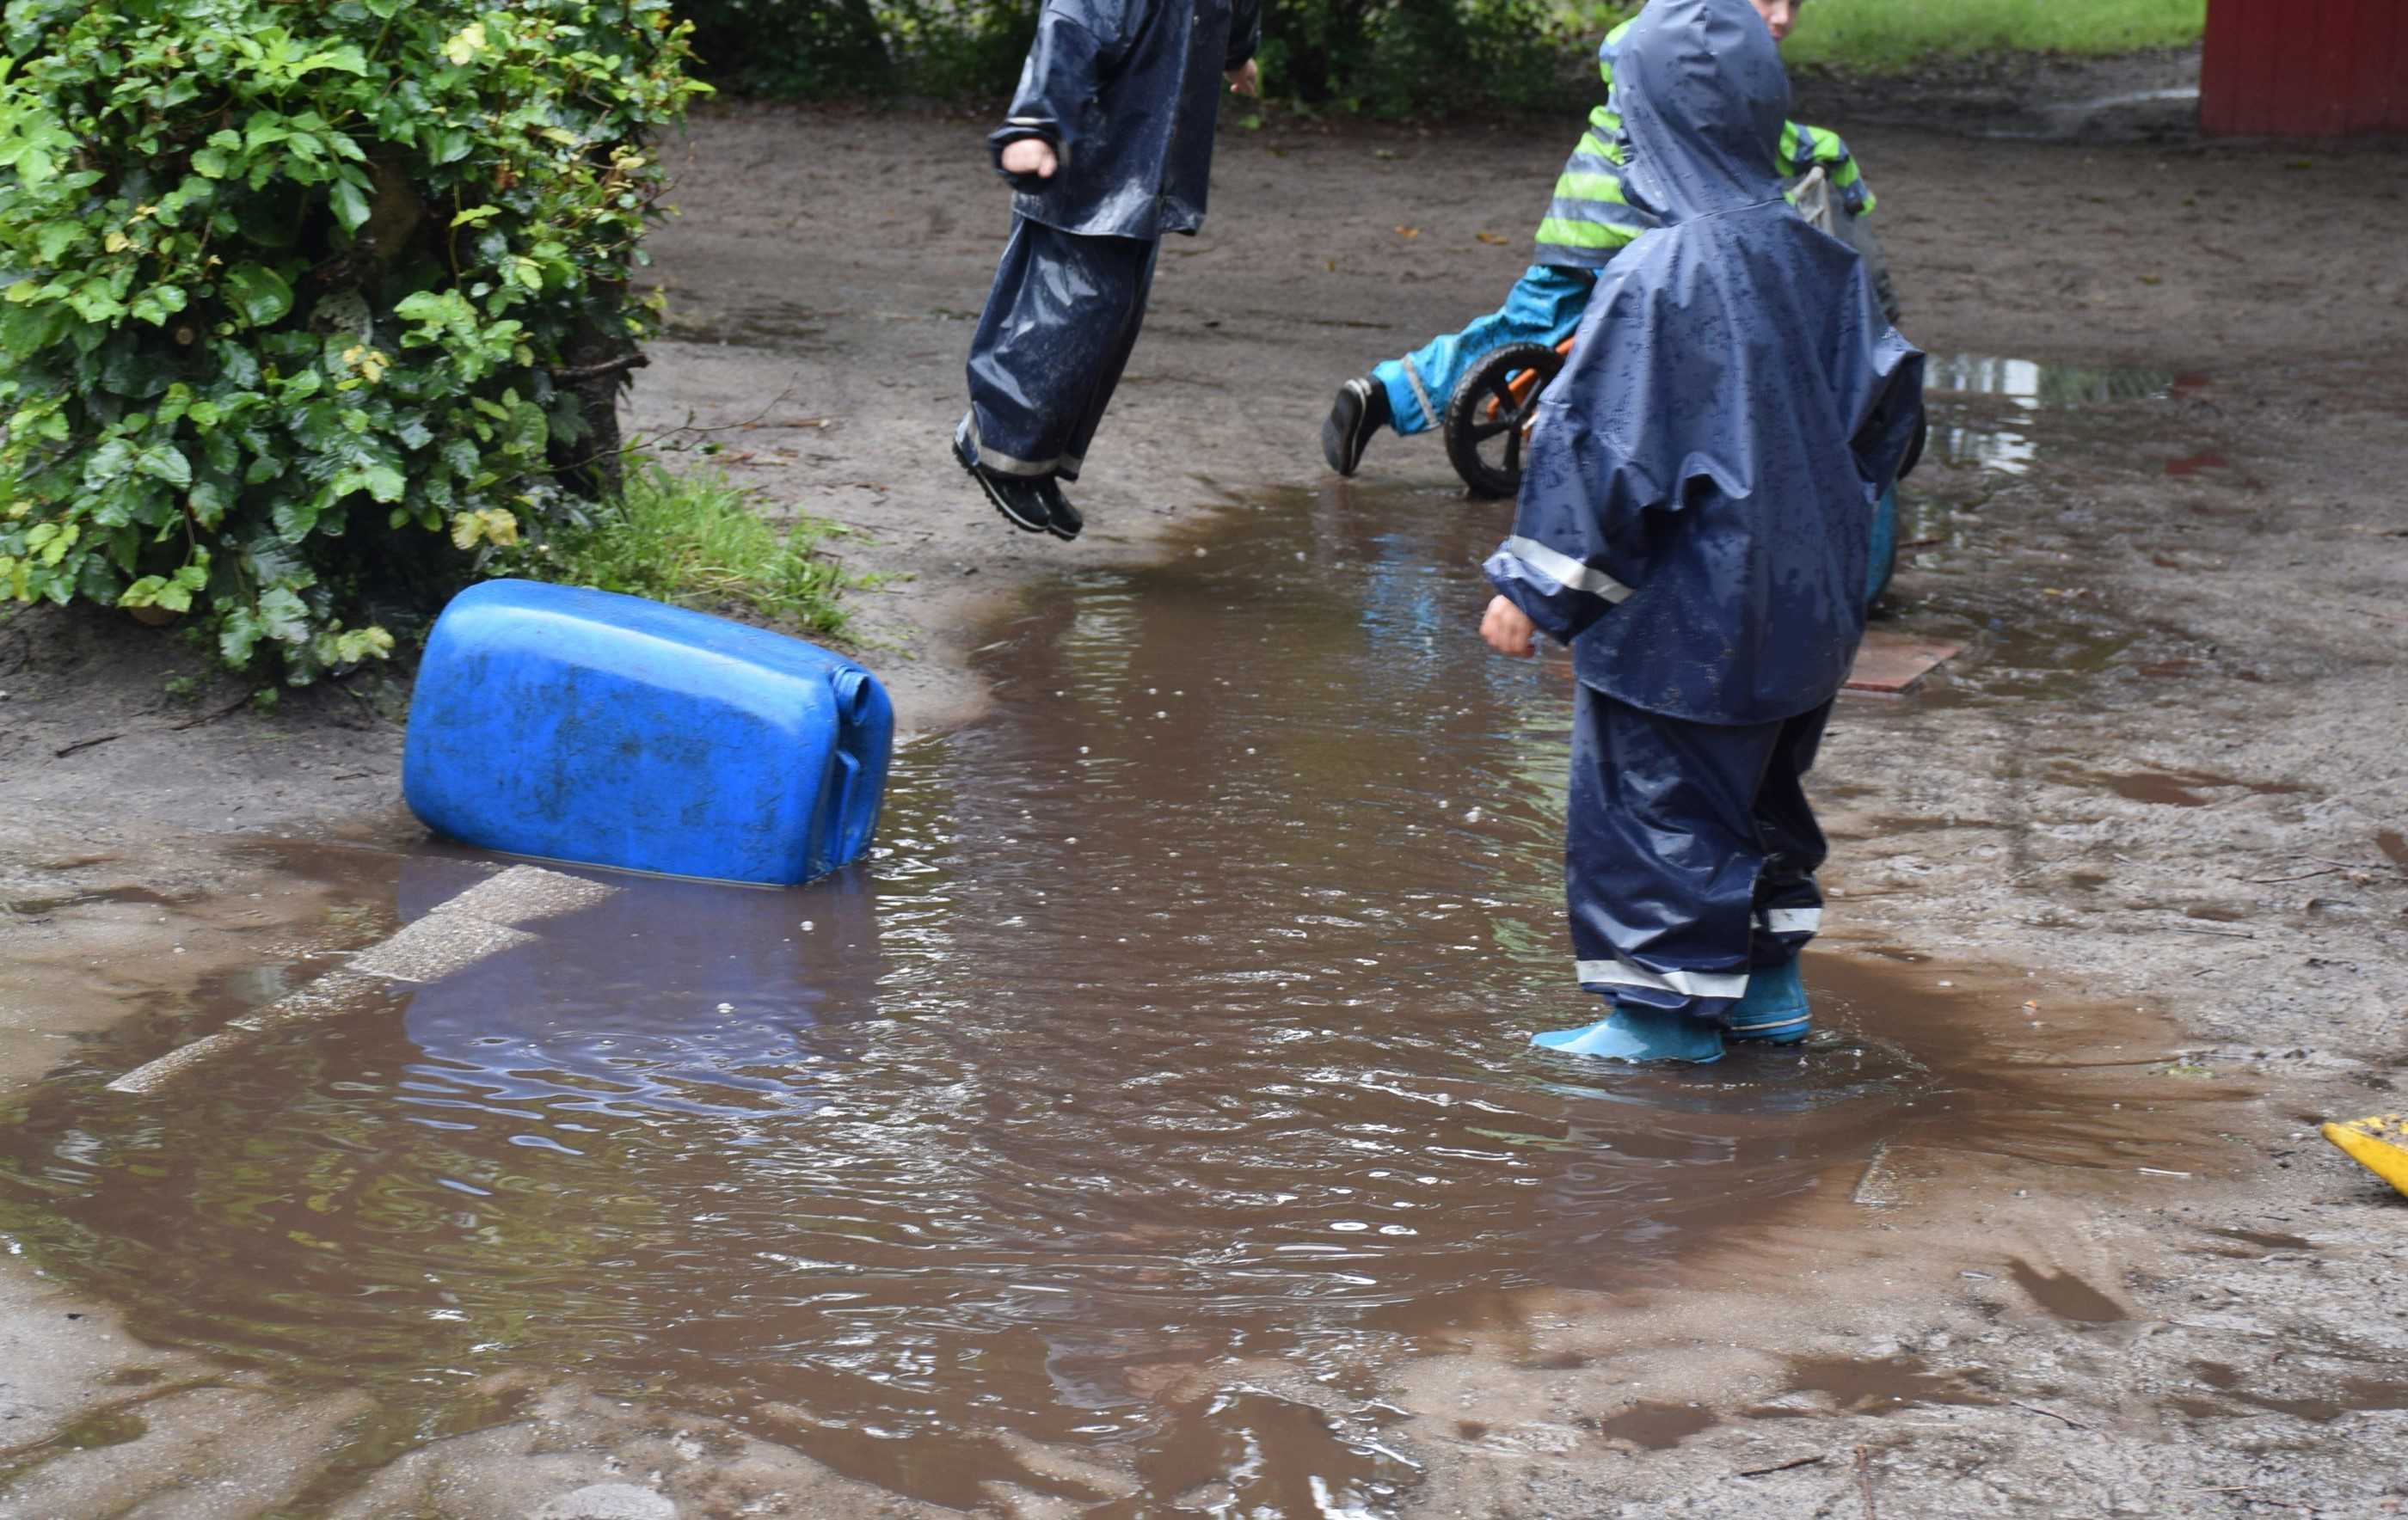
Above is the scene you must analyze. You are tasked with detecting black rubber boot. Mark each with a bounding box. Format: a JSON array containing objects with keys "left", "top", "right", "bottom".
[
  {"left": 1321, "top": 376, "right": 1389, "bottom": 477},
  {"left": 1037, "top": 478, "right": 1084, "bottom": 542},
  {"left": 953, "top": 416, "right": 1052, "bottom": 534}
]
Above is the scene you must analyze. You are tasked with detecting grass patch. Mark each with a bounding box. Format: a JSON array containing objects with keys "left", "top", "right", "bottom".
[
  {"left": 1556, "top": 0, "right": 2202, "bottom": 72},
  {"left": 1779, "top": 0, "right": 2204, "bottom": 71},
  {"left": 531, "top": 461, "right": 854, "bottom": 639}
]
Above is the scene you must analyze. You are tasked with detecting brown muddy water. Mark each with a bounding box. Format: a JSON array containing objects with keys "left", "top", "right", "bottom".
[{"left": 0, "top": 478, "right": 2239, "bottom": 1511}]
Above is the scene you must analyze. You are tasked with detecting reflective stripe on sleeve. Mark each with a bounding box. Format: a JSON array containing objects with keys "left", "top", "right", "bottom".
[
  {"left": 1761, "top": 907, "right": 1823, "bottom": 935},
  {"left": 1501, "top": 536, "right": 1635, "bottom": 604}
]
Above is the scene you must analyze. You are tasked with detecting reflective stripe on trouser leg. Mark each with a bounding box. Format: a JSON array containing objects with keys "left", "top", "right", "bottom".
[
  {"left": 1371, "top": 264, "right": 1597, "bottom": 436},
  {"left": 1748, "top": 700, "right": 1834, "bottom": 967},
  {"left": 966, "top": 215, "right": 1158, "bottom": 478},
  {"left": 1565, "top": 683, "right": 1784, "bottom": 1019}
]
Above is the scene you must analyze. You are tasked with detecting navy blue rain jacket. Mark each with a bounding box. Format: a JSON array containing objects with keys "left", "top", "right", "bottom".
[
  {"left": 989, "top": 0, "right": 1261, "bottom": 241},
  {"left": 1484, "top": 0, "right": 1924, "bottom": 726}
]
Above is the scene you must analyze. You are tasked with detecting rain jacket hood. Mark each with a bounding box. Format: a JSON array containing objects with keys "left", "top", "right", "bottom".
[
  {"left": 1484, "top": 0, "right": 1926, "bottom": 726},
  {"left": 1616, "top": 0, "right": 1791, "bottom": 224}
]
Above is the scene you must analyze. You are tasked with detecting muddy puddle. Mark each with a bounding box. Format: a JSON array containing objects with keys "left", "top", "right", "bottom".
[
  {"left": 1920, "top": 354, "right": 2178, "bottom": 478},
  {"left": 0, "top": 483, "right": 2243, "bottom": 1511}
]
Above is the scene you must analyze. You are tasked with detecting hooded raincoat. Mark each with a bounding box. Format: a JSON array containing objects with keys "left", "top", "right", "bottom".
[
  {"left": 1482, "top": 0, "right": 1923, "bottom": 1021},
  {"left": 1485, "top": 0, "right": 1923, "bottom": 726},
  {"left": 963, "top": 0, "right": 1261, "bottom": 480},
  {"left": 1372, "top": 18, "right": 1890, "bottom": 441}
]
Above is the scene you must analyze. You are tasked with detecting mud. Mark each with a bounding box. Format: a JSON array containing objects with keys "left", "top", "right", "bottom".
[
  {"left": 0, "top": 496, "right": 2256, "bottom": 1510},
  {"left": 3, "top": 77, "right": 2408, "bottom": 1520}
]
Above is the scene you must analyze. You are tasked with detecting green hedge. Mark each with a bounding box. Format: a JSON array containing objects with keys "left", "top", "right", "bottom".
[
  {"left": 0, "top": 0, "right": 705, "bottom": 681},
  {"left": 676, "top": 0, "right": 1576, "bottom": 117}
]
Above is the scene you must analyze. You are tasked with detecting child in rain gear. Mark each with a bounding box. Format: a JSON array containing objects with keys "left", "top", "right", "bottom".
[
  {"left": 1478, "top": 0, "right": 1923, "bottom": 1063},
  {"left": 955, "top": 0, "right": 1262, "bottom": 542},
  {"left": 1321, "top": 0, "right": 1895, "bottom": 477}
]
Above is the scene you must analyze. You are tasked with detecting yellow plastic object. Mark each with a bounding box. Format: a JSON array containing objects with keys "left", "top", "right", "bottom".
[{"left": 2322, "top": 1113, "right": 2408, "bottom": 1198}]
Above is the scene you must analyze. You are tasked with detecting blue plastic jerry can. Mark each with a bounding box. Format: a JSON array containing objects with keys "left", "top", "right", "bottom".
[{"left": 402, "top": 579, "right": 893, "bottom": 886}]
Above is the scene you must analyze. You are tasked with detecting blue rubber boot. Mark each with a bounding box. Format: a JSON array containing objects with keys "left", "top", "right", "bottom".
[
  {"left": 1722, "top": 960, "right": 1810, "bottom": 1045},
  {"left": 1531, "top": 1005, "right": 1724, "bottom": 1064}
]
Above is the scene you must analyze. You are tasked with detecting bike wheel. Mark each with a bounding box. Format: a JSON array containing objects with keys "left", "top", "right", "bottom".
[{"left": 1443, "top": 341, "right": 1564, "bottom": 500}]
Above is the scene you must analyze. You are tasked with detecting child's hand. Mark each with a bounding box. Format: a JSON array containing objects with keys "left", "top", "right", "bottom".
[
  {"left": 1226, "top": 59, "right": 1259, "bottom": 96},
  {"left": 1481, "top": 596, "right": 1538, "bottom": 658},
  {"left": 999, "top": 138, "right": 1058, "bottom": 179}
]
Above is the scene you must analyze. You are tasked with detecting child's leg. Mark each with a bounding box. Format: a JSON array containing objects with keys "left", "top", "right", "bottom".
[
  {"left": 1748, "top": 701, "right": 1834, "bottom": 965},
  {"left": 965, "top": 218, "right": 1158, "bottom": 478},
  {"left": 1562, "top": 684, "right": 1781, "bottom": 1025},
  {"left": 1721, "top": 702, "right": 1834, "bottom": 1044},
  {"left": 1054, "top": 239, "right": 1160, "bottom": 483},
  {"left": 1370, "top": 265, "right": 1596, "bottom": 436}
]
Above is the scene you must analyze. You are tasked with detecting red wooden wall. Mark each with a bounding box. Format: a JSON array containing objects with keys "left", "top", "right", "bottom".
[{"left": 2201, "top": 0, "right": 2408, "bottom": 136}]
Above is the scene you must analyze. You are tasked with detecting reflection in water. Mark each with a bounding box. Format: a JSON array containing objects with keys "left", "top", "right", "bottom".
[
  {"left": 0, "top": 483, "right": 2217, "bottom": 1511},
  {"left": 1923, "top": 354, "right": 2177, "bottom": 476}
]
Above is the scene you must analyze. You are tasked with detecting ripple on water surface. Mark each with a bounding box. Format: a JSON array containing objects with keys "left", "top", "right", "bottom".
[{"left": 0, "top": 485, "right": 2218, "bottom": 1510}]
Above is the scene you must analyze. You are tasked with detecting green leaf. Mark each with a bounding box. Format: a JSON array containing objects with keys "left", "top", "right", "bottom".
[
  {"left": 135, "top": 444, "right": 193, "bottom": 488},
  {"left": 34, "top": 222, "right": 83, "bottom": 262},
  {"left": 221, "top": 263, "right": 293, "bottom": 327},
  {"left": 329, "top": 176, "right": 371, "bottom": 234},
  {"left": 296, "top": 46, "right": 369, "bottom": 77},
  {"left": 189, "top": 478, "right": 232, "bottom": 527},
  {"left": 191, "top": 146, "right": 233, "bottom": 179},
  {"left": 218, "top": 605, "right": 263, "bottom": 667},
  {"left": 243, "top": 114, "right": 293, "bottom": 152},
  {"left": 257, "top": 586, "right": 309, "bottom": 641},
  {"left": 271, "top": 494, "right": 322, "bottom": 542},
  {"left": 67, "top": 281, "right": 128, "bottom": 324}
]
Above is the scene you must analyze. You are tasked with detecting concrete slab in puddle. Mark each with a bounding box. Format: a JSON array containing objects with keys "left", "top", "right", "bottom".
[{"left": 1846, "top": 633, "right": 1963, "bottom": 696}]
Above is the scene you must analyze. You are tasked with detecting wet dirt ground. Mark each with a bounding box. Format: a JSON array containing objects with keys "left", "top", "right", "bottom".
[{"left": 4, "top": 84, "right": 2408, "bottom": 1520}]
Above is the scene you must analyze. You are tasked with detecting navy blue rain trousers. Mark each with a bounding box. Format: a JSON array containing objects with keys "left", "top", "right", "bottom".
[
  {"left": 1568, "top": 685, "right": 1830, "bottom": 1020},
  {"left": 965, "top": 218, "right": 1158, "bottom": 481}
]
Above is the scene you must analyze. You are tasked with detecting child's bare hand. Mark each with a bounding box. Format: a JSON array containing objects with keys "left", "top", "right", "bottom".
[
  {"left": 1226, "top": 59, "right": 1259, "bottom": 96},
  {"left": 999, "top": 138, "right": 1058, "bottom": 179},
  {"left": 1481, "top": 596, "right": 1538, "bottom": 658}
]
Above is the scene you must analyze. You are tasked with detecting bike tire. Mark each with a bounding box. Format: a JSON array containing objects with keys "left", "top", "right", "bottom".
[{"left": 1443, "top": 341, "right": 1565, "bottom": 500}]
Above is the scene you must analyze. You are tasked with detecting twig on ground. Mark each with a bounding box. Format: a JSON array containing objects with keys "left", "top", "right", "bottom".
[
  {"left": 2165, "top": 926, "right": 2258, "bottom": 939},
  {"left": 1735, "top": 1454, "right": 1828, "bottom": 1478},
  {"left": 2239, "top": 867, "right": 2348, "bottom": 885},
  {"left": 636, "top": 388, "right": 802, "bottom": 445},
  {"left": 168, "top": 693, "right": 256, "bottom": 732},
  {"left": 1854, "top": 1443, "right": 1879, "bottom": 1520},
  {"left": 2010, "top": 1400, "right": 2088, "bottom": 1430},
  {"left": 2184, "top": 1490, "right": 2308, "bottom": 1511},
  {"left": 54, "top": 732, "right": 123, "bottom": 757},
  {"left": 548, "top": 351, "right": 650, "bottom": 383}
]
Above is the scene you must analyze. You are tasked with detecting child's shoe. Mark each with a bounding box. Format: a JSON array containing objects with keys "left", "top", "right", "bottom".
[
  {"left": 953, "top": 415, "right": 1053, "bottom": 534},
  {"left": 1037, "top": 478, "right": 1083, "bottom": 542},
  {"left": 1721, "top": 959, "right": 1810, "bottom": 1045},
  {"left": 1321, "top": 377, "right": 1389, "bottom": 476},
  {"left": 1531, "top": 1005, "right": 1724, "bottom": 1064}
]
